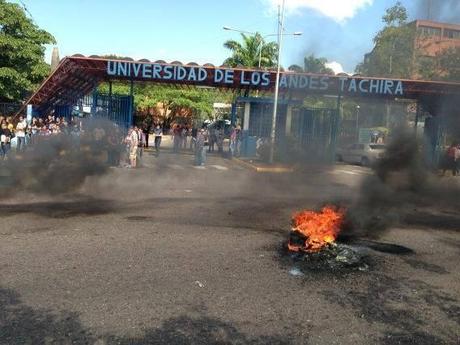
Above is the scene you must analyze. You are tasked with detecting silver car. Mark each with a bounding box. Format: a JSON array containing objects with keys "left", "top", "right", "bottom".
[{"left": 336, "top": 143, "right": 386, "bottom": 166}]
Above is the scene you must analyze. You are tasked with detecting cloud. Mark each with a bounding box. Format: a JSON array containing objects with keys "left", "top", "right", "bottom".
[
  {"left": 325, "top": 61, "right": 345, "bottom": 74},
  {"left": 265, "top": 0, "right": 373, "bottom": 22}
]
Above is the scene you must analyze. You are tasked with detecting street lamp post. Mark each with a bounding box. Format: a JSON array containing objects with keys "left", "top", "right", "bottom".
[
  {"left": 269, "top": 1, "right": 286, "bottom": 164},
  {"left": 223, "top": 2, "right": 298, "bottom": 163},
  {"left": 356, "top": 105, "right": 361, "bottom": 140}
]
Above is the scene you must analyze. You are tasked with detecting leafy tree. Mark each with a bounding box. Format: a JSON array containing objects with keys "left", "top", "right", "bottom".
[
  {"left": 355, "top": 1, "right": 415, "bottom": 78},
  {"left": 417, "top": 47, "right": 460, "bottom": 82},
  {"left": 287, "top": 55, "right": 333, "bottom": 74},
  {"left": 98, "top": 82, "right": 231, "bottom": 126},
  {"left": 223, "top": 33, "right": 278, "bottom": 68},
  {"left": 303, "top": 55, "right": 334, "bottom": 74},
  {"left": 357, "top": 2, "right": 459, "bottom": 82},
  {"left": 288, "top": 64, "right": 303, "bottom": 73},
  {"left": 438, "top": 47, "right": 460, "bottom": 82},
  {"left": 382, "top": 1, "right": 407, "bottom": 26},
  {"left": 0, "top": 0, "right": 55, "bottom": 102}
]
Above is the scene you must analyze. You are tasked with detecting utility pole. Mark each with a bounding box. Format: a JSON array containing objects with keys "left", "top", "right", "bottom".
[
  {"left": 268, "top": 0, "right": 285, "bottom": 164},
  {"left": 427, "top": 0, "right": 432, "bottom": 20}
]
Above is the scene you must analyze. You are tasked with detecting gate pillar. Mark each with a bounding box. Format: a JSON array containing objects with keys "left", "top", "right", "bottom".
[{"left": 285, "top": 105, "right": 293, "bottom": 136}]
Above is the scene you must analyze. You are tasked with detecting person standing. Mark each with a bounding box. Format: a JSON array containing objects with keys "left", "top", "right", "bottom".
[
  {"left": 195, "top": 128, "right": 208, "bottom": 166},
  {"left": 142, "top": 121, "right": 151, "bottom": 148},
  {"left": 15, "top": 116, "right": 27, "bottom": 152},
  {"left": 455, "top": 144, "right": 460, "bottom": 176},
  {"left": 30, "top": 118, "right": 39, "bottom": 145},
  {"left": 135, "top": 126, "right": 144, "bottom": 157},
  {"left": 216, "top": 127, "right": 224, "bottom": 154},
  {"left": 125, "top": 127, "right": 139, "bottom": 168},
  {"left": 180, "top": 125, "right": 186, "bottom": 149},
  {"left": 173, "top": 124, "right": 181, "bottom": 153},
  {"left": 190, "top": 126, "right": 197, "bottom": 151},
  {"left": 208, "top": 126, "right": 216, "bottom": 153},
  {"left": 153, "top": 124, "right": 163, "bottom": 156},
  {"left": 0, "top": 122, "right": 12, "bottom": 159},
  {"left": 230, "top": 125, "right": 242, "bottom": 157},
  {"left": 229, "top": 125, "right": 237, "bottom": 158},
  {"left": 445, "top": 143, "right": 457, "bottom": 176}
]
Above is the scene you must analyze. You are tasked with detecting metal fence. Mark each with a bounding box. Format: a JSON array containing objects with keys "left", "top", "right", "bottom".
[
  {"left": 291, "top": 107, "right": 340, "bottom": 162},
  {"left": 0, "top": 103, "right": 21, "bottom": 117},
  {"left": 236, "top": 97, "right": 339, "bottom": 163},
  {"left": 81, "top": 92, "right": 133, "bottom": 129}
]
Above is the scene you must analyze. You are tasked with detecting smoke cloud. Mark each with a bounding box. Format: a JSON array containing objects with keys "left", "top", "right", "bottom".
[
  {"left": 344, "top": 102, "right": 460, "bottom": 239},
  {"left": 412, "top": 0, "right": 460, "bottom": 24},
  {"left": 0, "top": 118, "right": 121, "bottom": 197}
]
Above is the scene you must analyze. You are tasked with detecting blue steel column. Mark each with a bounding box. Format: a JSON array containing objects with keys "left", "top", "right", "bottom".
[
  {"left": 108, "top": 81, "right": 113, "bottom": 122},
  {"left": 330, "top": 94, "right": 342, "bottom": 163},
  {"left": 128, "top": 80, "right": 134, "bottom": 127},
  {"left": 91, "top": 89, "right": 98, "bottom": 116},
  {"left": 414, "top": 101, "right": 420, "bottom": 137},
  {"left": 230, "top": 102, "right": 237, "bottom": 126}
]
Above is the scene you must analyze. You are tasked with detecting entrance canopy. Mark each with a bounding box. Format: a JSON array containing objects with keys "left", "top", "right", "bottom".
[{"left": 21, "top": 55, "right": 460, "bottom": 115}]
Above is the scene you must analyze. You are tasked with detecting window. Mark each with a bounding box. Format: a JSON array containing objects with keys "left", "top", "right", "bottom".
[
  {"left": 443, "top": 29, "right": 460, "bottom": 39},
  {"left": 418, "top": 26, "right": 442, "bottom": 37}
]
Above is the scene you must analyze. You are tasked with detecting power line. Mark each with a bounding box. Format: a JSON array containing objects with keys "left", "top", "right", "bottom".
[{"left": 18, "top": 0, "right": 35, "bottom": 22}]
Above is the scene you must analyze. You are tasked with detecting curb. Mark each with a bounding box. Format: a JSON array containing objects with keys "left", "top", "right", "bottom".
[{"left": 232, "top": 158, "right": 294, "bottom": 173}]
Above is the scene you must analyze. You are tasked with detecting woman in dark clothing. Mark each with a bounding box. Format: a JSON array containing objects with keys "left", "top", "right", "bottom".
[
  {"left": 153, "top": 125, "right": 163, "bottom": 156},
  {"left": 0, "top": 123, "right": 12, "bottom": 159}
]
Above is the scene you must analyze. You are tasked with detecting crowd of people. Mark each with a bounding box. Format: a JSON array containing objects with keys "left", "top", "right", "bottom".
[
  {"left": 166, "top": 123, "right": 242, "bottom": 166},
  {"left": 0, "top": 114, "right": 82, "bottom": 159},
  {"left": 0, "top": 113, "right": 243, "bottom": 169},
  {"left": 123, "top": 122, "right": 242, "bottom": 168}
]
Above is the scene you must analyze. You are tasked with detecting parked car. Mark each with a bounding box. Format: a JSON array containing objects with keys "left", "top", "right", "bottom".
[{"left": 336, "top": 143, "right": 386, "bottom": 166}]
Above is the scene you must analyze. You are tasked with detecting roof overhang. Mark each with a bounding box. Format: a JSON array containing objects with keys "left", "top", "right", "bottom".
[{"left": 21, "top": 55, "right": 460, "bottom": 115}]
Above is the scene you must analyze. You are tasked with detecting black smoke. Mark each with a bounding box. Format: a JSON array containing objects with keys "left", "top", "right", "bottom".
[
  {"left": 343, "top": 113, "right": 460, "bottom": 239},
  {"left": 412, "top": 0, "right": 460, "bottom": 24},
  {"left": 0, "top": 118, "right": 122, "bottom": 196}
]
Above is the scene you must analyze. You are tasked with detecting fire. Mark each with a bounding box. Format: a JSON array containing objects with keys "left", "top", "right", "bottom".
[{"left": 288, "top": 206, "right": 345, "bottom": 253}]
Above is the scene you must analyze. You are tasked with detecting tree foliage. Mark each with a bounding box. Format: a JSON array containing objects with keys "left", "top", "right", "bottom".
[
  {"left": 418, "top": 47, "right": 460, "bottom": 82},
  {"left": 302, "top": 55, "right": 334, "bottom": 74},
  {"left": 356, "top": 2, "right": 415, "bottom": 78},
  {"left": 288, "top": 55, "right": 334, "bottom": 74},
  {"left": 0, "top": 0, "right": 55, "bottom": 102},
  {"left": 438, "top": 47, "right": 460, "bottom": 82},
  {"left": 356, "top": 1, "right": 459, "bottom": 82},
  {"left": 287, "top": 64, "right": 303, "bottom": 73},
  {"left": 98, "top": 82, "right": 232, "bottom": 124},
  {"left": 137, "top": 85, "right": 215, "bottom": 120},
  {"left": 223, "top": 33, "right": 278, "bottom": 68}
]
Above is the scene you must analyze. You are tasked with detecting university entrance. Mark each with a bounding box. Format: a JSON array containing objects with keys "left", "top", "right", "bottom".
[{"left": 17, "top": 55, "right": 460, "bottom": 165}]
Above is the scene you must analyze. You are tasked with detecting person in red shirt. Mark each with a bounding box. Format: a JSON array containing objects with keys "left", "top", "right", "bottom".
[{"left": 445, "top": 143, "right": 458, "bottom": 176}]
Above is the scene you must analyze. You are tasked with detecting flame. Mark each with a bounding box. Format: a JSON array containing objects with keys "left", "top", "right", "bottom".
[{"left": 289, "top": 206, "right": 344, "bottom": 253}]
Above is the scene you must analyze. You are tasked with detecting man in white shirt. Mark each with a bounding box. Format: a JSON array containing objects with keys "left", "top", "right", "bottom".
[
  {"left": 127, "top": 127, "right": 139, "bottom": 168},
  {"left": 15, "top": 116, "right": 27, "bottom": 152}
]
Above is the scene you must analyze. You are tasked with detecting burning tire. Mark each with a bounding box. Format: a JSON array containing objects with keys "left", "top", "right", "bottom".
[{"left": 286, "top": 206, "right": 370, "bottom": 271}]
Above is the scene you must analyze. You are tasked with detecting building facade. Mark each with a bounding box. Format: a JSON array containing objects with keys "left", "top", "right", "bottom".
[{"left": 414, "top": 20, "right": 460, "bottom": 56}]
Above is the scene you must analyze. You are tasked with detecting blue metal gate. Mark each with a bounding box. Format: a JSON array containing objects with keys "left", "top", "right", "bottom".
[
  {"left": 235, "top": 97, "right": 339, "bottom": 163},
  {"left": 81, "top": 92, "right": 133, "bottom": 129},
  {"left": 291, "top": 107, "right": 340, "bottom": 163}
]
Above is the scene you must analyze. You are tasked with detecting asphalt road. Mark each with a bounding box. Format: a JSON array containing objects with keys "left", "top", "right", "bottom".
[{"left": 0, "top": 147, "right": 459, "bottom": 345}]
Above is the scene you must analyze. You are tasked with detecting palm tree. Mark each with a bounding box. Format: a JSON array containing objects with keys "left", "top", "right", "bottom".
[
  {"left": 288, "top": 55, "right": 334, "bottom": 74},
  {"left": 223, "top": 33, "right": 278, "bottom": 68}
]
